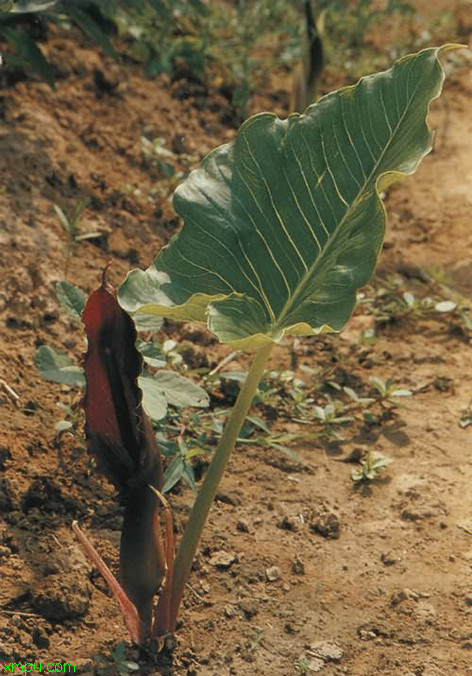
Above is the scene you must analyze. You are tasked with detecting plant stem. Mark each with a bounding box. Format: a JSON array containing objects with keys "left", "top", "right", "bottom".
[{"left": 165, "top": 342, "right": 273, "bottom": 632}]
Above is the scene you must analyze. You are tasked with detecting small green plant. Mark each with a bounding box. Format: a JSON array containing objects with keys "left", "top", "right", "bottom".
[
  {"left": 140, "top": 135, "right": 176, "bottom": 179},
  {"left": 54, "top": 400, "right": 83, "bottom": 436},
  {"left": 0, "top": 1, "right": 119, "bottom": 87},
  {"left": 295, "top": 658, "right": 315, "bottom": 675},
  {"left": 113, "top": 0, "right": 210, "bottom": 80},
  {"left": 311, "top": 401, "right": 354, "bottom": 439},
  {"left": 38, "top": 47, "right": 454, "bottom": 643},
  {"left": 370, "top": 376, "right": 412, "bottom": 407},
  {"left": 351, "top": 449, "right": 393, "bottom": 484},
  {"left": 94, "top": 642, "right": 139, "bottom": 675},
  {"left": 54, "top": 200, "right": 101, "bottom": 274},
  {"left": 359, "top": 275, "right": 472, "bottom": 334},
  {"left": 317, "top": 0, "right": 416, "bottom": 78}
]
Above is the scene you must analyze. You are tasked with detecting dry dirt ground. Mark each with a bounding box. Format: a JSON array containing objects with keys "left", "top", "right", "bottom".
[{"left": 0, "top": 4, "right": 472, "bottom": 676}]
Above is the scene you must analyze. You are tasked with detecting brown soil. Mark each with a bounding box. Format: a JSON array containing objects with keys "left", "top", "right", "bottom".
[{"left": 1, "top": 5, "right": 472, "bottom": 676}]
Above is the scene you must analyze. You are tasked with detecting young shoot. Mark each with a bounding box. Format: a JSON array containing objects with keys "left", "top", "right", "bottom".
[
  {"left": 309, "top": 401, "right": 354, "bottom": 439},
  {"left": 351, "top": 449, "right": 393, "bottom": 485},
  {"left": 370, "top": 376, "right": 412, "bottom": 407},
  {"left": 54, "top": 199, "right": 101, "bottom": 274}
]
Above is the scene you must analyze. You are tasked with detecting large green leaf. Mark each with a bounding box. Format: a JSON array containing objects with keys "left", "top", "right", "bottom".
[{"left": 119, "top": 47, "right": 455, "bottom": 350}]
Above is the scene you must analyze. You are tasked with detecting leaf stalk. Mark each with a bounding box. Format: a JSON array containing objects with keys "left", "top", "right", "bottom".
[{"left": 162, "top": 341, "right": 273, "bottom": 632}]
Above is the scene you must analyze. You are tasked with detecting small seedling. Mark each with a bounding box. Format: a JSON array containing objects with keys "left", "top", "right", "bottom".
[
  {"left": 351, "top": 449, "right": 393, "bottom": 484},
  {"left": 141, "top": 135, "right": 176, "bottom": 179},
  {"left": 55, "top": 400, "right": 83, "bottom": 436},
  {"left": 401, "top": 291, "right": 458, "bottom": 319},
  {"left": 94, "top": 642, "right": 139, "bottom": 675},
  {"left": 370, "top": 376, "right": 412, "bottom": 407},
  {"left": 359, "top": 275, "right": 471, "bottom": 334},
  {"left": 54, "top": 199, "right": 101, "bottom": 274},
  {"left": 309, "top": 401, "right": 354, "bottom": 439},
  {"left": 343, "top": 386, "right": 375, "bottom": 409},
  {"left": 295, "top": 658, "right": 315, "bottom": 675}
]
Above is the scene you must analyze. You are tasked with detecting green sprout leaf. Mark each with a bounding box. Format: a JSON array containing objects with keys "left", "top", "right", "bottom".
[
  {"left": 54, "top": 204, "right": 73, "bottom": 236},
  {"left": 138, "top": 371, "right": 209, "bottom": 421},
  {"left": 2, "top": 27, "right": 55, "bottom": 88},
  {"left": 5, "top": 1, "right": 57, "bottom": 11},
  {"left": 119, "top": 46, "right": 455, "bottom": 350},
  {"left": 152, "top": 371, "right": 210, "bottom": 408},
  {"left": 35, "top": 346, "right": 85, "bottom": 388},
  {"left": 352, "top": 450, "right": 393, "bottom": 483},
  {"left": 138, "top": 375, "right": 168, "bottom": 421},
  {"left": 55, "top": 281, "right": 86, "bottom": 322},
  {"left": 136, "top": 339, "right": 166, "bottom": 368},
  {"left": 66, "top": 4, "right": 119, "bottom": 61},
  {"left": 162, "top": 438, "right": 198, "bottom": 494}
]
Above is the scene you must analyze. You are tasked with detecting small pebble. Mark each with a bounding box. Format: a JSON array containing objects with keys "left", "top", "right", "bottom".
[
  {"left": 236, "top": 519, "right": 249, "bottom": 533},
  {"left": 266, "top": 565, "right": 282, "bottom": 582},
  {"left": 209, "top": 550, "right": 237, "bottom": 569},
  {"left": 309, "top": 640, "right": 344, "bottom": 663},
  {"left": 380, "top": 551, "right": 398, "bottom": 566},
  {"left": 278, "top": 515, "right": 300, "bottom": 532},
  {"left": 391, "top": 588, "right": 420, "bottom": 606},
  {"left": 292, "top": 557, "right": 305, "bottom": 575},
  {"left": 310, "top": 510, "right": 340, "bottom": 539}
]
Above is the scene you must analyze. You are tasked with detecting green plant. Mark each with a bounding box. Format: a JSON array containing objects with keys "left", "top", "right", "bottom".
[
  {"left": 295, "top": 658, "right": 315, "bottom": 675},
  {"left": 359, "top": 273, "right": 472, "bottom": 335},
  {"left": 319, "top": 0, "right": 414, "bottom": 48},
  {"left": 0, "top": 1, "right": 120, "bottom": 86},
  {"left": 34, "top": 47, "right": 454, "bottom": 643},
  {"left": 111, "top": 46, "right": 453, "bottom": 640},
  {"left": 206, "top": 0, "right": 302, "bottom": 120},
  {"left": 54, "top": 399, "right": 83, "bottom": 435},
  {"left": 54, "top": 200, "right": 101, "bottom": 274},
  {"left": 0, "top": 1, "right": 210, "bottom": 87},
  {"left": 94, "top": 642, "right": 139, "bottom": 675},
  {"left": 113, "top": 0, "right": 210, "bottom": 80},
  {"left": 369, "top": 376, "right": 412, "bottom": 407},
  {"left": 317, "top": 0, "right": 416, "bottom": 78},
  {"left": 140, "top": 136, "right": 176, "bottom": 179},
  {"left": 351, "top": 449, "right": 393, "bottom": 484},
  {"left": 459, "top": 404, "right": 472, "bottom": 429}
]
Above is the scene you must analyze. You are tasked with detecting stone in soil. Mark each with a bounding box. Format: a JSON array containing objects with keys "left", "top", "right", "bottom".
[
  {"left": 310, "top": 509, "right": 341, "bottom": 539},
  {"left": 209, "top": 550, "right": 237, "bottom": 569},
  {"left": 266, "top": 565, "right": 282, "bottom": 582},
  {"left": 309, "top": 641, "right": 344, "bottom": 663}
]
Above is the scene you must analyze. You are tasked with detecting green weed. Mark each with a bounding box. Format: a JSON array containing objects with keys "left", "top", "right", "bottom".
[{"left": 351, "top": 449, "right": 393, "bottom": 485}]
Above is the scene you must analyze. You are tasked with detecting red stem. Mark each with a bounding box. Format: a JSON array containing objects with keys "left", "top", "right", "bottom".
[{"left": 72, "top": 521, "right": 141, "bottom": 643}]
